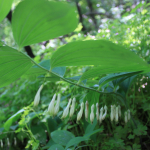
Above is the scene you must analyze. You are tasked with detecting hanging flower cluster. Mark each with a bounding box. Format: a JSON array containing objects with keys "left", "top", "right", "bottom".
[
  {"left": 33, "top": 87, "right": 131, "bottom": 125},
  {"left": 0, "top": 137, "right": 17, "bottom": 148}
]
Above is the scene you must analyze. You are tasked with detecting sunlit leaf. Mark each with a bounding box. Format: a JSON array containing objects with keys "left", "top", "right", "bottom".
[
  {"left": 51, "top": 40, "right": 148, "bottom": 70},
  {"left": 12, "top": 0, "right": 78, "bottom": 47},
  {"left": 0, "top": 0, "right": 13, "bottom": 22},
  {"left": 4, "top": 109, "right": 24, "bottom": 131},
  {"left": 0, "top": 46, "right": 33, "bottom": 88}
]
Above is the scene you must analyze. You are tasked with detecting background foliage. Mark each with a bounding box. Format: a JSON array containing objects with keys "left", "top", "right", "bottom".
[{"left": 0, "top": 0, "right": 150, "bottom": 150}]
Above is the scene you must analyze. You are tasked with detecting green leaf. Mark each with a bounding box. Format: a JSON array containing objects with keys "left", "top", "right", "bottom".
[
  {"left": 51, "top": 130, "right": 75, "bottom": 146},
  {"left": 0, "top": 0, "right": 13, "bottom": 22},
  {"left": 128, "top": 134, "right": 135, "bottom": 140},
  {"left": 133, "top": 124, "right": 147, "bottom": 136},
  {"left": 80, "top": 65, "right": 148, "bottom": 81},
  {"left": 0, "top": 46, "right": 33, "bottom": 88},
  {"left": 65, "top": 137, "right": 89, "bottom": 150},
  {"left": 119, "top": 75, "right": 137, "bottom": 94},
  {"left": 4, "top": 109, "right": 24, "bottom": 131},
  {"left": 48, "top": 144, "right": 65, "bottom": 150},
  {"left": 84, "top": 128, "right": 103, "bottom": 137},
  {"left": 31, "top": 125, "right": 47, "bottom": 144},
  {"left": 12, "top": 0, "right": 78, "bottom": 47},
  {"left": 51, "top": 40, "right": 148, "bottom": 69},
  {"left": 98, "top": 71, "right": 141, "bottom": 89},
  {"left": 84, "top": 119, "right": 97, "bottom": 135},
  {"left": 132, "top": 144, "right": 141, "bottom": 150}
]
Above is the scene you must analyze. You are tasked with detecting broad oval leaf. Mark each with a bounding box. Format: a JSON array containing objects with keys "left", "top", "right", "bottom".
[
  {"left": 0, "top": 46, "right": 33, "bottom": 88},
  {"left": 0, "top": 0, "right": 13, "bottom": 22},
  {"left": 51, "top": 40, "right": 148, "bottom": 69},
  {"left": 4, "top": 109, "right": 24, "bottom": 131},
  {"left": 48, "top": 144, "right": 65, "bottom": 150},
  {"left": 65, "top": 137, "right": 89, "bottom": 150},
  {"left": 80, "top": 64, "right": 149, "bottom": 81},
  {"left": 98, "top": 71, "right": 142, "bottom": 89},
  {"left": 51, "top": 130, "right": 75, "bottom": 146},
  {"left": 12, "top": 0, "right": 78, "bottom": 47}
]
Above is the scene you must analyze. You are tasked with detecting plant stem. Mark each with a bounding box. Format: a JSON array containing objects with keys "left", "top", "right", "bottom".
[{"left": 20, "top": 50, "right": 127, "bottom": 108}]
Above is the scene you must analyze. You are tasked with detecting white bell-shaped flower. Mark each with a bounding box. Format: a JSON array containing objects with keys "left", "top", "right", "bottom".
[
  {"left": 48, "top": 93, "right": 56, "bottom": 116},
  {"left": 96, "top": 103, "right": 99, "bottom": 122},
  {"left": 85, "top": 101, "right": 89, "bottom": 121},
  {"left": 76, "top": 102, "right": 84, "bottom": 123},
  {"left": 110, "top": 105, "right": 114, "bottom": 122},
  {"left": 125, "top": 111, "right": 128, "bottom": 124},
  {"left": 14, "top": 137, "right": 17, "bottom": 146},
  {"left": 69, "top": 98, "right": 76, "bottom": 118},
  {"left": 54, "top": 94, "right": 61, "bottom": 116},
  {"left": 118, "top": 105, "right": 121, "bottom": 118},
  {"left": 102, "top": 105, "right": 107, "bottom": 120},
  {"left": 34, "top": 84, "right": 43, "bottom": 107},
  {"left": 99, "top": 107, "right": 104, "bottom": 124},
  {"left": 90, "top": 104, "right": 95, "bottom": 124},
  {"left": 127, "top": 109, "right": 130, "bottom": 121},
  {"left": 113, "top": 105, "right": 116, "bottom": 120},
  {"left": 61, "top": 98, "right": 72, "bottom": 119},
  {"left": 115, "top": 106, "right": 118, "bottom": 123},
  {"left": 0, "top": 140, "right": 3, "bottom": 148}
]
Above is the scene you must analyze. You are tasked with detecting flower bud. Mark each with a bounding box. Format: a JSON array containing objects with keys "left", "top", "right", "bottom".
[
  {"left": 96, "top": 103, "right": 99, "bottom": 122},
  {"left": 7, "top": 138, "right": 10, "bottom": 146},
  {"left": 0, "top": 140, "right": 3, "bottom": 148},
  {"left": 115, "top": 107, "right": 118, "bottom": 123},
  {"left": 48, "top": 93, "right": 56, "bottom": 116},
  {"left": 118, "top": 105, "right": 121, "bottom": 118},
  {"left": 34, "top": 84, "right": 43, "bottom": 107},
  {"left": 125, "top": 111, "right": 128, "bottom": 124},
  {"left": 69, "top": 98, "right": 76, "bottom": 118},
  {"left": 76, "top": 102, "right": 84, "bottom": 123},
  {"left": 127, "top": 109, "right": 130, "bottom": 121},
  {"left": 102, "top": 105, "right": 107, "bottom": 120},
  {"left": 61, "top": 98, "right": 72, "bottom": 119},
  {"left": 14, "top": 137, "right": 17, "bottom": 146},
  {"left": 54, "top": 94, "right": 61, "bottom": 116},
  {"left": 85, "top": 101, "right": 89, "bottom": 121},
  {"left": 90, "top": 104, "right": 95, "bottom": 124},
  {"left": 99, "top": 107, "right": 104, "bottom": 124}
]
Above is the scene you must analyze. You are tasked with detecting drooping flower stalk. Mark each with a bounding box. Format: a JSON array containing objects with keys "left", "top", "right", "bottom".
[
  {"left": 69, "top": 98, "right": 76, "bottom": 118},
  {"left": 61, "top": 98, "right": 72, "bottom": 119},
  {"left": 85, "top": 101, "right": 89, "bottom": 121},
  {"left": 34, "top": 84, "right": 43, "bottom": 107},
  {"left": 96, "top": 103, "right": 99, "bottom": 122},
  {"left": 99, "top": 107, "right": 104, "bottom": 124},
  {"left": 90, "top": 104, "right": 95, "bottom": 124},
  {"left": 54, "top": 94, "right": 61, "bottom": 116},
  {"left": 48, "top": 93, "right": 56, "bottom": 116},
  {"left": 76, "top": 102, "right": 84, "bottom": 123}
]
